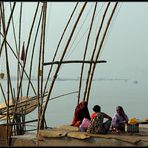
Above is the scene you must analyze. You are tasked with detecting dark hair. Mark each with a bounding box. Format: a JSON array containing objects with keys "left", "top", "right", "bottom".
[
  {"left": 116, "top": 106, "right": 123, "bottom": 111},
  {"left": 93, "top": 105, "right": 100, "bottom": 112}
]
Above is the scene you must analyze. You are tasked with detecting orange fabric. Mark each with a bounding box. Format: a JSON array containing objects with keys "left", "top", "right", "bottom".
[
  {"left": 71, "top": 101, "right": 90, "bottom": 127},
  {"left": 74, "top": 121, "right": 81, "bottom": 127}
]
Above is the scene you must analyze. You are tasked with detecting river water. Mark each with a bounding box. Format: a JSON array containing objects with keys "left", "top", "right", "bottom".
[{"left": 0, "top": 78, "right": 148, "bottom": 130}]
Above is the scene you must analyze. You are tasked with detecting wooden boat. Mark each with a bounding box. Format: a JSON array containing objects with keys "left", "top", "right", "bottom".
[
  {"left": 0, "top": 90, "right": 48, "bottom": 121},
  {"left": 0, "top": 96, "right": 38, "bottom": 120}
]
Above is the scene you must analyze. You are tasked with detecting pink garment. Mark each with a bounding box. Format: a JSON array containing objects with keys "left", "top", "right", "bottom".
[{"left": 79, "top": 118, "right": 91, "bottom": 128}]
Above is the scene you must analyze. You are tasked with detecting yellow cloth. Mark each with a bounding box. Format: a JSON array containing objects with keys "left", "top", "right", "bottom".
[{"left": 128, "top": 118, "right": 138, "bottom": 124}]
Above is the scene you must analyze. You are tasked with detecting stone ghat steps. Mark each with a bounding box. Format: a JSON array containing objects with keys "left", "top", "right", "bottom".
[{"left": 7, "top": 124, "right": 148, "bottom": 146}]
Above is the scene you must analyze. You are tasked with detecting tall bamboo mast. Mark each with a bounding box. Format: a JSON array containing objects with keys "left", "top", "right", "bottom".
[
  {"left": 26, "top": 9, "right": 43, "bottom": 97},
  {"left": 0, "top": 2, "right": 16, "bottom": 57},
  {"left": 10, "top": 2, "right": 18, "bottom": 56},
  {"left": 43, "top": 2, "right": 78, "bottom": 95},
  {"left": 37, "top": 2, "right": 47, "bottom": 130},
  {"left": 40, "top": 2, "right": 47, "bottom": 129},
  {"left": 37, "top": 3, "right": 44, "bottom": 133},
  {"left": 38, "top": 2, "right": 87, "bottom": 131},
  {"left": 83, "top": 2, "right": 110, "bottom": 102},
  {"left": 84, "top": 2, "right": 118, "bottom": 103},
  {"left": 17, "top": 2, "right": 22, "bottom": 100},
  {"left": 77, "top": 2, "right": 97, "bottom": 105}
]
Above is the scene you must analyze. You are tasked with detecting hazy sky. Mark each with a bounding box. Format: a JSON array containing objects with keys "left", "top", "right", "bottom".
[
  {"left": 51, "top": 2, "right": 148, "bottom": 82},
  {"left": 100, "top": 2, "right": 148, "bottom": 80},
  {"left": 1, "top": 2, "right": 148, "bottom": 82}
]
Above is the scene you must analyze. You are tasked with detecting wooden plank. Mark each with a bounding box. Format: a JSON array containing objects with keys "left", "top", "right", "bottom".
[{"left": 0, "top": 125, "right": 11, "bottom": 140}]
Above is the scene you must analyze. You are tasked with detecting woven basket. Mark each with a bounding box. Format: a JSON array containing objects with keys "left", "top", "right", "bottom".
[{"left": 127, "top": 123, "right": 139, "bottom": 133}]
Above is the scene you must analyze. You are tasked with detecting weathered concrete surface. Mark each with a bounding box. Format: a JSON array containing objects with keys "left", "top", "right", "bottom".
[{"left": 5, "top": 124, "right": 148, "bottom": 146}]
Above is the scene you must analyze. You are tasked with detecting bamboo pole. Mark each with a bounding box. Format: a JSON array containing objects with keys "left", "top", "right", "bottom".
[
  {"left": 17, "top": 2, "right": 22, "bottom": 101},
  {"left": 48, "top": 91, "right": 78, "bottom": 101},
  {"left": 0, "top": 2, "right": 16, "bottom": 103},
  {"left": 37, "top": 3, "right": 44, "bottom": 133},
  {"left": 8, "top": 2, "right": 40, "bottom": 145},
  {"left": 43, "top": 2, "right": 79, "bottom": 95},
  {"left": 24, "top": 7, "right": 43, "bottom": 133},
  {"left": 9, "top": 2, "right": 18, "bottom": 56},
  {"left": 0, "top": 32, "right": 37, "bottom": 95},
  {"left": 26, "top": 9, "right": 43, "bottom": 97},
  {"left": 15, "top": 2, "right": 40, "bottom": 105},
  {"left": 1, "top": 119, "right": 38, "bottom": 126},
  {"left": 83, "top": 2, "right": 110, "bottom": 102},
  {"left": 37, "top": 2, "right": 47, "bottom": 131},
  {"left": 0, "top": 2, "right": 16, "bottom": 57},
  {"left": 78, "top": 2, "right": 97, "bottom": 105},
  {"left": 38, "top": 2, "right": 87, "bottom": 130},
  {"left": 14, "top": 2, "right": 23, "bottom": 134},
  {"left": 0, "top": 3, "right": 14, "bottom": 126},
  {"left": 0, "top": 2, "right": 16, "bottom": 145},
  {"left": 85, "top": 2, "right": 118, "bottom": 103},
  {"left": 43, "top": 60, "right": 106, "bottom": 65},
  {"left": 40, "top": 2, "right": 47, "bottom": 129}
]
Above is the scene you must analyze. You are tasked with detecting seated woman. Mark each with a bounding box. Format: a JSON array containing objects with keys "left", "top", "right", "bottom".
[
  {"left": 90, "top": 105, "right": 100, "bottom": 119},
  {"left": 111, "top": 106, "right": 128, "bottom": 132},
  {"left": 79, "top": 105, "right": 101, "bottom": 132},
  {"left": 87, "top": 105, "right": 112, "bottom": 134},
  {"left": 79, "top": 105, "right": 105, "bottom": 132},
  {"left": 71, "top": 100, "right": 90, "bottom": 127}
]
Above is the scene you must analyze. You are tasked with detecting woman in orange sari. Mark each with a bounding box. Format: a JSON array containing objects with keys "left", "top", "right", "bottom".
[{"left": 71, "top": 101, "right": 90, "bottom": 127}]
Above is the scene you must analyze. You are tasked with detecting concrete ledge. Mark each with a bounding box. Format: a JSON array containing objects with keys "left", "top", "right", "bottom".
[{"left": 8, "top": 124, "right": 148, "bottom": 146}]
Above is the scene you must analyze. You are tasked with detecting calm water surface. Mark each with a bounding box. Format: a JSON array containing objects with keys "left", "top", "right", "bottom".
[{"left": 0, "top": 79, "right": 148, "bottom": 129}]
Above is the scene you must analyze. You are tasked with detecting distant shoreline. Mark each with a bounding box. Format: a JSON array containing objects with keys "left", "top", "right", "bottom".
[{"left": 1, "top": 77, "right": 130, "bottom": 82}]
